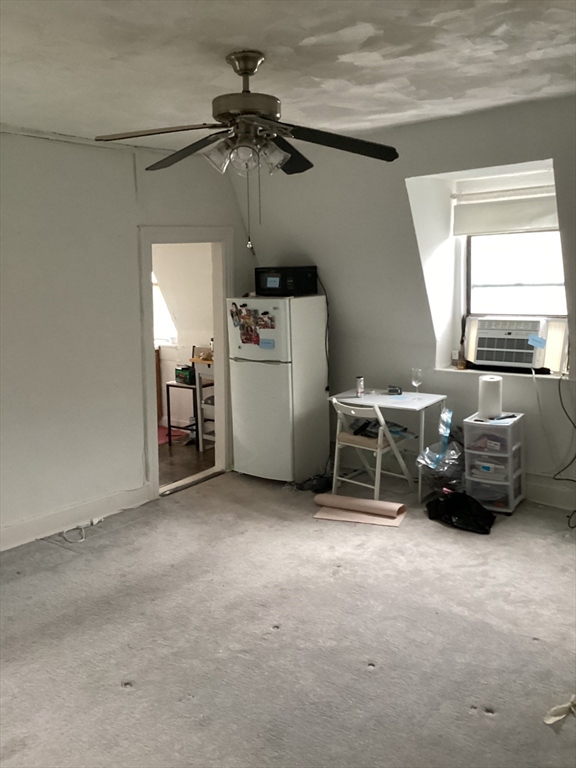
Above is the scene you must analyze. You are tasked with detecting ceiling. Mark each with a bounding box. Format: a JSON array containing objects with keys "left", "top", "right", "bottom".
[{"left": 1, "top": 0, "right": 574, "bottom": 150}]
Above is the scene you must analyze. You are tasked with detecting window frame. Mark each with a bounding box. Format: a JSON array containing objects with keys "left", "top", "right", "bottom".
[{"left": 465, "top": 230, "right": 568, "bottom": 318}]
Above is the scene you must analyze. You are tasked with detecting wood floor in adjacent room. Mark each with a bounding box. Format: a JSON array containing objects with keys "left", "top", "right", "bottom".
[
  {"left": 158, "top": 437, "right": 215, "bottom": 486},
  {"left": 1, "top": 473, "right": 574, "bottom": 768}
]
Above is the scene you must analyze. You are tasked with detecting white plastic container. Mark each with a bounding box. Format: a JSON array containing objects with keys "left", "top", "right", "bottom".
[{"left": 464, "top": 412, "right": 524, "bottom": 514}]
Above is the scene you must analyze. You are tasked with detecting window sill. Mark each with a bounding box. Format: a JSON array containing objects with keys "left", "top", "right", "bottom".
[{"left": 435, "top": 367, "right": 564, "bottom": 380}]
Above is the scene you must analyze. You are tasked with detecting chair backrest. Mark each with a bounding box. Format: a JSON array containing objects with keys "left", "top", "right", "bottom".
[
  {"left": 193, "top": 345, "right": 214, "bottom": 395},
  {"left": 331, "top": 397, "right": 391, "bottom": 449},
  {"left": 330, "top": 398, "right": 385, "bottom": 426}
]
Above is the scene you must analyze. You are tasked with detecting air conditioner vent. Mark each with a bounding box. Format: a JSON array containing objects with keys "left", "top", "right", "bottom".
[
  {"left": 475, "top": 335, "right": 535, "bottom": 365},
  {"left": 477, "top": 319, "right": 540, "bottom": 332}
]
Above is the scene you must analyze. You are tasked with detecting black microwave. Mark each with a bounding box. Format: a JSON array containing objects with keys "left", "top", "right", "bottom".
[{"left": 255, "top": 266, "right": 318, "bottom": 297}]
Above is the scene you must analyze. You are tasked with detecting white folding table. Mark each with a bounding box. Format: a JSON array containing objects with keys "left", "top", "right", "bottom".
[{"left": 332, "top": 390, "right": 447, "bottom": 502}]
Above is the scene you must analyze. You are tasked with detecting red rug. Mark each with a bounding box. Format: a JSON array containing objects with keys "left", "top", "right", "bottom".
[{"left": 158, "top": 426, "right": 187, "bottom": 445}]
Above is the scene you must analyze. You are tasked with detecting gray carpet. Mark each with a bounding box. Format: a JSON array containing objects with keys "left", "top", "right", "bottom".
[{"left": 1, "top": 473, "right": 575, "bottom": 768}]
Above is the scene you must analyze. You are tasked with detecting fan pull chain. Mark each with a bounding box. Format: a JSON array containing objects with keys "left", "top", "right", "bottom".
[
  {"left": 246, "top": 172, "right": 252, "bottom": 251},
  {"left": 258, "top": 159, "right": 262, "bottom": 225}
]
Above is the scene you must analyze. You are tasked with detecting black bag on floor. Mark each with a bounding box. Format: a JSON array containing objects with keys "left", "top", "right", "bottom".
[{"left": 426, "top": 492, "right": 496, "bottom": 535}]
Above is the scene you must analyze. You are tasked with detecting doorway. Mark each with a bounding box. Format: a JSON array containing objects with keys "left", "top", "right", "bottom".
[
  {"left": 139, "top": 227, "right": 233, "bottom": 497},
  {"left": 153, "top": 242, "right": 216, "bottom": 486}
]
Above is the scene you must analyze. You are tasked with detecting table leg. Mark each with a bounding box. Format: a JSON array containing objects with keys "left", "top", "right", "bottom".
[
  {"left": 418, "top": 409, "right": 425, "bottom": 503},
  {"left": 196, "top": 369, "right": 204, "bottom": 452},
  {"left": 166, "top": 384, "right": 172, "bottom": 447}
]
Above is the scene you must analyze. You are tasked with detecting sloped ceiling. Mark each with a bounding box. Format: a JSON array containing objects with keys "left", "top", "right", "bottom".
[{"left": 0, "top": 0, "right": 574, "bottom": 149}]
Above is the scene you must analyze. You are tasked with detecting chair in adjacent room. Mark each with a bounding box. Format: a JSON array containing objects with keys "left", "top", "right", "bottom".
[
  {"left": 330, "top": 398, "right": 416, "bottom": 500},
  {"left": 192, "top": 345, "right": 215, "bottom": 452}
]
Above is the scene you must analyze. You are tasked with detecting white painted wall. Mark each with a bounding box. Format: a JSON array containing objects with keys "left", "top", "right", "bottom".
[
  {"left": 0, "top": 131, "right": 250, "bottom": 549},
  {"left": 404, "top": 176, "right": 457, "bottom": 369},
  {"left": 153, "top": 242, "right": 213, "bottom": 363},
  {"left": 231, "top": 95, "right": 576, "bottom": 508},
  {"left": 153, "top": 242, "right": 213, "bottom": 426}
]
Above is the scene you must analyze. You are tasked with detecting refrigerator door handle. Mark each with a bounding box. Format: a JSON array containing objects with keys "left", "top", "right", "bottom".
[{"left": 231, "top": 358, "right": 287, "bottom": 365}]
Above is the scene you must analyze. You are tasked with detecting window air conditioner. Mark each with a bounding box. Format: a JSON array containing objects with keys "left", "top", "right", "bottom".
[{"left": 465, "top": 316, "right": 568, "bottom": 372}]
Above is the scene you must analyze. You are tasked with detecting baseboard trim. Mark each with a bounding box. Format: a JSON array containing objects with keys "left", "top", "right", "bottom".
[
  {"left": 524, "top": 474, "right": 576, "bottom": 511},
  {"left": 0, "top": 484, "right": 156, "bottom": 552}
]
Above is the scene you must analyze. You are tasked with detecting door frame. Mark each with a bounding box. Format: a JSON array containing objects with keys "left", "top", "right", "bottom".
[{"left": 139, "top": 226, "right": 234, "bottom": 496}]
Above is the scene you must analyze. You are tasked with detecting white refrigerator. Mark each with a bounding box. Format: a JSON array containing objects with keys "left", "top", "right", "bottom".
[{"left": 227, "top": 295, "right": 329, "bottom": 482}]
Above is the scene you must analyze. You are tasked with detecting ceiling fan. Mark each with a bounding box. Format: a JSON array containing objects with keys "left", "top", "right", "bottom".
[{"left": 95, "top": 50, "right": 399, "bottom": 175}]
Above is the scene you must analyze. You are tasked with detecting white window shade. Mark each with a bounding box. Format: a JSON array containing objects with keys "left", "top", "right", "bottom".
[
  {"left": 452, "top": 169, "right": 559, "bottom": 236},
  {"left": 454, "top": 195, "right": 559, "bottom": 235}
]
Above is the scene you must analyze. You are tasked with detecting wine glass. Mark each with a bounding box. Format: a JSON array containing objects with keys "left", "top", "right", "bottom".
[{"left": 411, "top": 368, "right": 422, "bottom": 398}]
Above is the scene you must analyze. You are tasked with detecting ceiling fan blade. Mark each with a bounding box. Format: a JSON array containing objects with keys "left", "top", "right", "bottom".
[
  {"left": 272, "top": 136, "right": 314, "bottom": 175},
  {"left": 247, "top": 116, "right": 398, "bottom": 162},
  {"left": 146, "top": 132, "right": 229, "bottom": 171},
  {"left": 95, "top": 123, "right": 223, "bottom": 142}
]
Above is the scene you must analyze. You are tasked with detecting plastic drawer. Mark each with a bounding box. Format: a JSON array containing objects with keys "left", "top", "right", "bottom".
[
  {"left": 466, "top": 475, "right": 522, "bottom": 513},
  {"left": 464, "top": 413, "right": 522, "bottom": 454},
  {"left": 465, "top": 447, "right": 521, "bottom": 480}
]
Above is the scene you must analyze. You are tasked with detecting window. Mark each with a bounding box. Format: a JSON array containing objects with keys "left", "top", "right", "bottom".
[
  {"left": 405, "top": 160, "right": 570, "bottom": 372},
  {"left": 152, "top": 272, "right": 178, "bottom": 346},
  {"left": 467, "top": 231, "right": 567, "bottom": 317}
]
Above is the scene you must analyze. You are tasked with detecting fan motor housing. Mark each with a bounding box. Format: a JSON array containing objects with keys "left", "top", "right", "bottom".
[{"left": 212, "top": 93, "right": 281, "bottom": 123}]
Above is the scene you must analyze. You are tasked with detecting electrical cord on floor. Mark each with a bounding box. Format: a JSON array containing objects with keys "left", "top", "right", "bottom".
[
  {"left": 61, "top": 527, "right": 86, "bottom": 543},
  {"left": 553, "top": 455, "right": 576, "bottom": 482},
  {"left": 294, "top": 474, "right": 333, "bottom": 493}
]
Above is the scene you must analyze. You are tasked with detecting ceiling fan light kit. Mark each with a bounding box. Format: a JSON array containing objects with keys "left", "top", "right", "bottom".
[{"left": 94, "top": 50, "right": 399, "bottom": 177}]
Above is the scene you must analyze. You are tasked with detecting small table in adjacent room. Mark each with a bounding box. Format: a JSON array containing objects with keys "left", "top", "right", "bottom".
[
  {"left": 165, "top": 381, "right": 198, "bottom": 448},
  {"left": 331, "top": 389, "right": 447, "bottom": 502}
]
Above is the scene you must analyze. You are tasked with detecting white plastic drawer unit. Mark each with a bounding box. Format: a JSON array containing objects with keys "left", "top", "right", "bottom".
[{"left": 463, "top": 412, "right": 525, "bottom": 514}]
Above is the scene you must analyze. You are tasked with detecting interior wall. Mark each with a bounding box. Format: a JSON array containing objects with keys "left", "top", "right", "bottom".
[
  {"left": 231, "top": 95, "right": 576, "bottom": 507},
  {"left": 153, "top": 242, "right": 213, "bottom": 426},
  {"left": 0, "top": 131, "right": 250, "bottom": 549},
  {"left": 153, "top": 241, "right": 213, "bottom": 363},
  {"left": 404, "top": 176, "right": 456, "bottom": 368}
]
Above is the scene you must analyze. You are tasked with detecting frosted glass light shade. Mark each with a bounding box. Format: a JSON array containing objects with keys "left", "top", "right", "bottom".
[
  {"left": 230, "top": 144, "right": 259, "bottom": 173},
  {"left": 260, "top": 142, "right": 290, "bottom": 174},
  {"left": 202, "top": 139, "right": 231, "bottom": 173}
]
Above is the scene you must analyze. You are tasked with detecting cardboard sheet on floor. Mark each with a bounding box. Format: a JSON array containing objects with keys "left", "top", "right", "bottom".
[
  {"left": 312, "top": 494, "right": 407, "bottom": 527},
  {"left": 314, "top": 506, "right": 407, "bottom": 526},
  {"left": 314, "top": 494, "right": 405, "bottom": 518}
]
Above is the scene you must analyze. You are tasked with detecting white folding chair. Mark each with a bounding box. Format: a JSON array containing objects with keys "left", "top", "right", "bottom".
[
  {"left": 331, "top": 398, "right": 416, "bottom": 499},
  {"left": 193, "top": 346, "right": 215, "bottom": 453}
]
